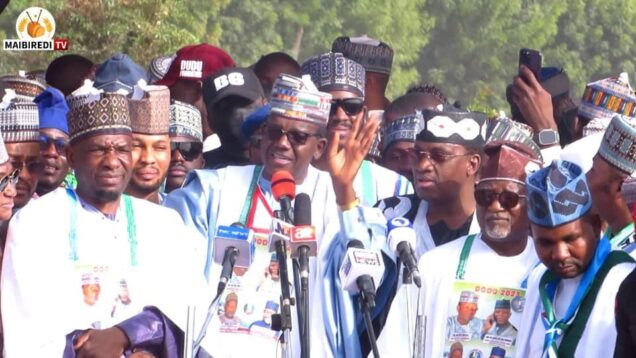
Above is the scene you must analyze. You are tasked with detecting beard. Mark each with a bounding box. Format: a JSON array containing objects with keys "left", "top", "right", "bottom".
[
  {"left": 94, "top": 189, "right": 122, "bottom": 203},
  {"left": 484, "top": 221, "right": 511, "bottom": 240}
]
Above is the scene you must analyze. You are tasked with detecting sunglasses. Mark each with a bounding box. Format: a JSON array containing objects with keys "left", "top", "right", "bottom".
[
  {"left": 170, "top": 142, "right": 203, "bottom": 161},
  {"left": 39, "top": 135, "right": 69, "bottom": 155},
  {"left": 474, "top": 189, "right": 525, "bottom": 210},
  {"left": 407, "top": 149, "right": 471, "bottom": 165},
  {"left": 330, "top": 97, "right": 365, "bottom": 116},
  {"left": 264, "top": 124, "right": 320, "bottom": 146},
  {"left": 0, "top": 169, "right": 20, "bottom": 193}
]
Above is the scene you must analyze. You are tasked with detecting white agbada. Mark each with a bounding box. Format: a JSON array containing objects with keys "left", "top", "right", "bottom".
[
  {"left": 376, "top": 234, "right": 538, "bottom": 358},
  {"left": 163, "top": 164, "right": 339, "bottom": 358},
  {"left": 353, "top": 160, "right": 412, "bottom": 206},
  {"left": 1, "top": 188, "right": 203, "bottom": 357},
  {"left": 515, "top": 259, "right": 636, "bottom": 358}
]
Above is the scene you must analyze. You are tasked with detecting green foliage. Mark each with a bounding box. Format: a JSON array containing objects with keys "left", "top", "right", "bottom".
[{"left": 2, "top": 0, "right": 636, "bottom": 111}]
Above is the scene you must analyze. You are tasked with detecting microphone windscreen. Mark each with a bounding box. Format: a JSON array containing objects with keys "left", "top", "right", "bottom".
[
  {"left": 271, "top": 170, "right": 296, "bottom": 201},
  {"left": 294, "top": 193, "right": 312, "bottom": 226}
]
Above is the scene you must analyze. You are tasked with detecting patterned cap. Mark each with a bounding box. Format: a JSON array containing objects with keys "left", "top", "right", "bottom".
[
  {"left": 480, "top": 141, "right": 542, "bottom": 185},
  {"left": 147, "top": 54, "right": 175, "bottom": 84},
  {"left": 0, "top": 89, "right": 39, "bottom": 143},
  {"left": 270, "top": 74, "right": 332, "bottom": 126},
  {"left": 94, "top": 53, "right": 148, "bottom": 96},
  {"left": 0, "top": 73, "right": 46, "bottom": 102},
  {"left": 300, "top": 52, "right": 366, "bottom": 97},
  {"left": 67, "top": 81, "right": 131, "bottom": 143},
  {"left": 129, "top": 83, "right": 170, "bottom": 135},
  {"left": 578, "top": 72, "right": 636, "bottom": 122},
  {"left": 34, "top": 87, "right": 69, "bottom": 134},
  {"left": 486, "top": 116, "right": 542, "bottom": 161},
  {"left": 416, "top": 105, "right": 487, "bottom": 149},
  {"left": 382, "top": 111, "right": 424, "bottom": 152},
  {"left": 169, "top": 100, "right": 203, "bottom": 142},
  {"left": 458, "top": 290, "right": 479, "bottom": 304},
  {"left": 332, "top": 35, "right": 393, "bottom": 75},
  {"left": 526, "top": 160, "right": 592, "bottom": 227},
  {"left": 597, "top": 115, "right": 636, "bottom": 175}
]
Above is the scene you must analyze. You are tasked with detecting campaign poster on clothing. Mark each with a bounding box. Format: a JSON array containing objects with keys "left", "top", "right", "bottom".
[
  {"left": 216, "top": 230, "right": 282, "bottom": 341},
  {"left": 444, "top": 280, "right": 525, "bottom": 358}
]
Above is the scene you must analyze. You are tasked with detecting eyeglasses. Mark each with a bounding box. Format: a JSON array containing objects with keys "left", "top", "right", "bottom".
[
  {"left": 11, "top": 160, "right": 43, "bottom": 173},
  {"left": 170, "top": 142, "right": 203, "bottom": 161},
  {"left": 407, "top": 149, "right": 471, "bottom": 165},
  {"left": 474, "top": 189, "right": 526, "bottom": 210},
  {"left": 39, "top": 135, "right": 69, "bottom": 155},
  {"left": 264, "top": 124, "right": 320, "bottom": 146},
  {"left": 0, "top": 169, "right": 20, "bottom": 193},
  {"left": 330, "top": 97, "right": 365, "bottom": 116}
]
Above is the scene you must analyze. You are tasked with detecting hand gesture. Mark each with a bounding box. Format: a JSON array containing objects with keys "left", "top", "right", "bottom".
[{"left": 510, "top": 65, "right": 558, "bottom": 136}]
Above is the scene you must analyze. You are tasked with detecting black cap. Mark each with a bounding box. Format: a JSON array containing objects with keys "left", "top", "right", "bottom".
[{"left": 202, "top": 67, "right": 264, "bottom": 108}]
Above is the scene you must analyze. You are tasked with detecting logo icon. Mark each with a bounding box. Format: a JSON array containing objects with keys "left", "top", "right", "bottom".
[
  {"left": 3, "top": 7, "right": 68, "bottom": 51},
  {"left": 16, "top": 7, "right": 55, "bottom": 40}
]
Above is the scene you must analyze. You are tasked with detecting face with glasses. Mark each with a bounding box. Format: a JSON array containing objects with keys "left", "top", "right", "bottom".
[
  {"left": 166, "top": 136, "right": 204, "bottom": 193},
  {"left": 6, "top": 142, "right": 41, "bottom": 209},
  {"left": 327, "top": 90, "right": 366, "bottom": 149},
  {"left": 0, "top": 162, "right": 18, "bottom": 220},
  {"left": 475, "top": 180, "right": 528, "bottom": 241},
  {"left": 261, "top": 114, "right": 326, "bottom": 182},
  {"left": 409, "top": 141, "right": 481, "bottom": 201},
  {"left": 127, "top": 133, "right": 171, "bottom": 197},
  {"left": 38, "top": 128, "right": 71, "bottom": 195}
]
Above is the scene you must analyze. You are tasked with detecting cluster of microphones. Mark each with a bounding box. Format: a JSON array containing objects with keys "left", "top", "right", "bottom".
[{"left": 193, "top": 170, "right": 422, "bottom": 357}]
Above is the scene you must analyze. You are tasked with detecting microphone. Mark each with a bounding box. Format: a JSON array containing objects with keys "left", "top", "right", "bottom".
[
  {"left": 268, "top": 217, "right": 293, "bottom": 252},
  {"left": 387, "top": 217, "right": 422, "bottom": 288},
  {"left": 271, "top": 170, "right": 296, "bottom": 223},
  {"left": 290, "top": 193, "right": 316, "bottom": 285},
  {"left": 339, "top": 240, "right": 385, "bottom": 308},
  {"left": 213, "top": 224, "right": 255, "bottom": 296}
]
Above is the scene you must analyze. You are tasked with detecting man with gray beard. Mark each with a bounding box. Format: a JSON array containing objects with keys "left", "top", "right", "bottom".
[{"left": 376, "top": 140, "right": 542, "bottom": 357}]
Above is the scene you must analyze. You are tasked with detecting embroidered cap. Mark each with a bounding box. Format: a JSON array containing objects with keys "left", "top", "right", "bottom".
[
  {"left": 480, "top": 141, "right": 542, "bottom": 185},
  {"left": 270, "top": 74, "right": 332, "bottom": 126},
  {"left": 486, "top": 116, "right": 542, "bottom": 161},
  {"left": 169, "top": 100, "right": 203, "bottom": 142},
  {"left": 129, "top": 81, "right": 170, "bottom": 135},
  {"left": 0, "top": 89, "right": 40, "bottom": 143},
  {"left": 67, "top": 81, "right": 131, "bottom": 143},
  {"left": 579, "top": 72, "right": 636, "bottom": 134},
  {"left": 458, "top": 290, "right": 479, "bottom": 304},
  {"left": 34, "top": 87, "right": 69, "bottom": 134},
  {"left": 526, "top": 160, "right": 592, "bottom": 228},
  {"left": 382, "top": 111, "right": 424, "bottom": 152},
  {"left": 94, "top": 53, "right": 148, "bottom": 96},
  {"left": 597, "top": 114, "right": 636, "bottom": 175},
  {"left": 301, "top": 52, "right": 366, "bottom": 97},
  {"left": 416, "top": 105, "right": 487, "bottom": 149},
  {"left": 331, "top": 35, "right": 393, "bottom": 75},
  {"left": 147, "top": 54, "right": 175, "bottom": 84},
  {"left": 0, "top": 72, "right": 46, "bottom": 102}
]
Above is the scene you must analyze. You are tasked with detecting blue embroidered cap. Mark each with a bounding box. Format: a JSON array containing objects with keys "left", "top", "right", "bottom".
[
  {"left": 526, "top": 160, "right": 592, "bottom": 227},
  {"left": 94, "top": 53, "right": 147, "bottom": 95},
  {"left": 241, "top": 103, "right": 271, "bottom": 140},
  {"left": 34, "top": 87, "right": 69, "bottom": 134}
]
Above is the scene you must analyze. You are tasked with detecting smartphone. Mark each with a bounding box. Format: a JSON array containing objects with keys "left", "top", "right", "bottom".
[{"left": 519, "top": 48, "right": 542, "bottom": 81}]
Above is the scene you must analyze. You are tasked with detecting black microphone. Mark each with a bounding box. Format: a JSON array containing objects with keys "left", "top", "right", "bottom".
[{"left": 291, "top": 193, "right": 316, "bottom": 287}]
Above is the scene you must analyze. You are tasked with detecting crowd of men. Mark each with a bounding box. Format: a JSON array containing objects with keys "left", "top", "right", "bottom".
[{"left": 0, "top": 35, "right": 635, "bottom": 358}]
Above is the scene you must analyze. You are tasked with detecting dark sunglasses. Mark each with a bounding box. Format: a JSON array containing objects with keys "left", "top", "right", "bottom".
[
  {"left": 0, "top": 168, "right": 20, "bottom": 193},
  {"left": 330, "top": 97, "right": 365, "bottom": 116},
  {"left": 170, "top": 142, "right": 203, "bottom": 161},
  {"left": 407, "top": 149, "right": 471, "bottom": 165},
  {"left": 264, "top": 124, "right": 320, "bottom": 146},
  {"left": 474, "top": 189, "right": 526, "bottom": 210},
  {"left": 39, "top": 135, "right": 69, "bottom": 155}
]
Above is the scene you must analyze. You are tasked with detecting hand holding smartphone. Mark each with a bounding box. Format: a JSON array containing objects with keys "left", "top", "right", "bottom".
[{"left": 519, "top": 48, "right": 542, "bottom": 82}]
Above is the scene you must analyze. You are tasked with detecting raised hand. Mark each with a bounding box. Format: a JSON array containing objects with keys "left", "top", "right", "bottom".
[{"left": 510, "top": 65, "right": 558, "bottom": 141}]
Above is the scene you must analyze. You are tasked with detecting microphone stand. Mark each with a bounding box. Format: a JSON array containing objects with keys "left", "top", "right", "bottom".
[
  {"left": 358, "top": 277, "right": 380, "bottom": 358},
  {"left": 271, "top": 238, "right": 294, "bottom": 358}
]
